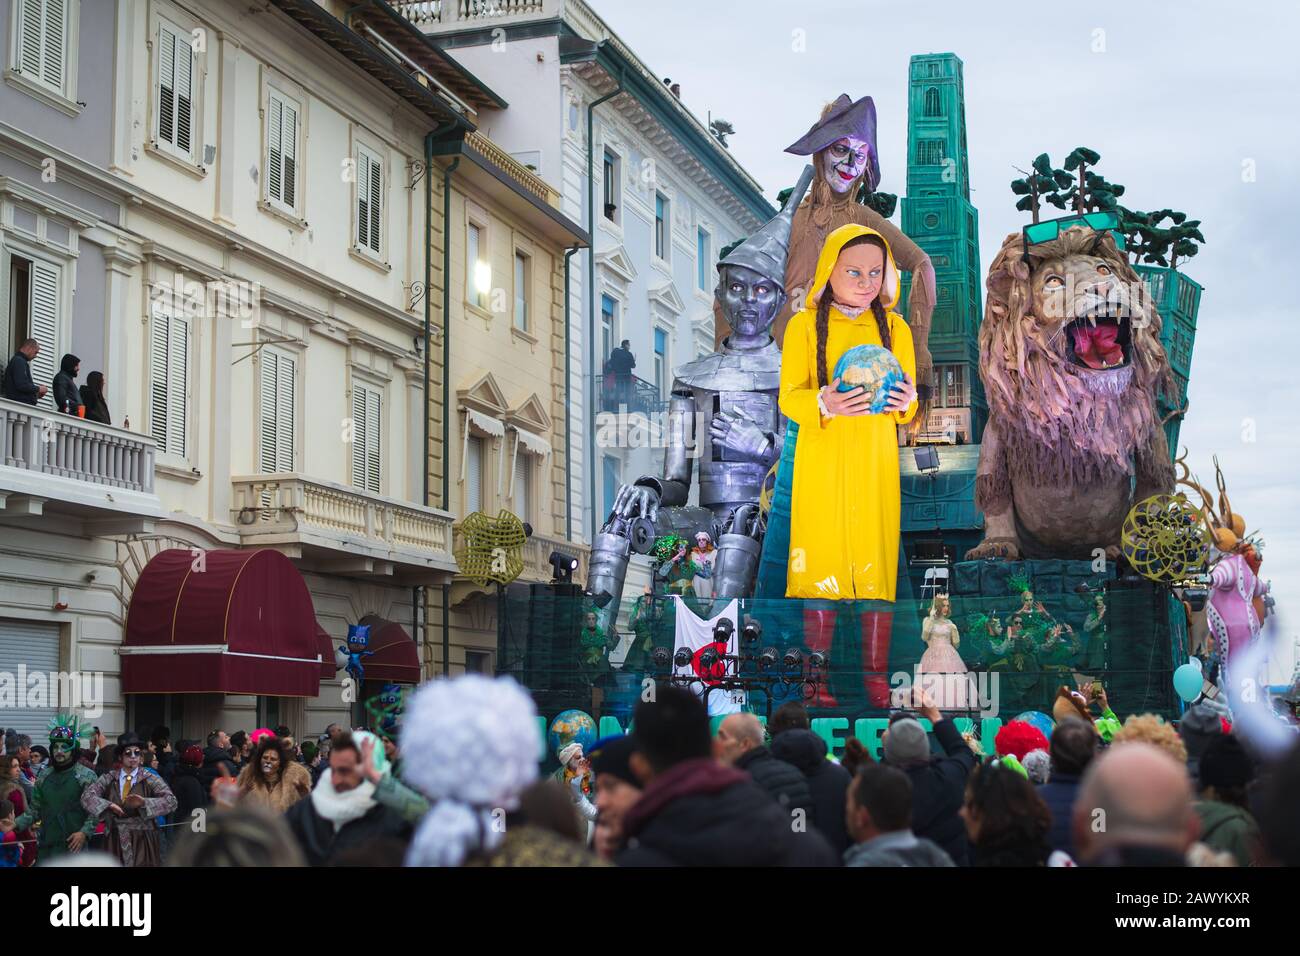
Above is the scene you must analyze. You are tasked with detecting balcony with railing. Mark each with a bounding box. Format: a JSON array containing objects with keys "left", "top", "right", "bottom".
[
  {"left": 231, "top": 473, "right": 458, "bottom": 583},
  {"left": 595, "top": 373, "right": 669, "bottom": 418},
  {"left": 0, "top": 398, "right": 160, "bottom": 524},
  {"left": 396, "top": 0, "right": 559, "bottom": 30},
  {"left": 465, "top": 130, "right": 560, "bottom": 209}
]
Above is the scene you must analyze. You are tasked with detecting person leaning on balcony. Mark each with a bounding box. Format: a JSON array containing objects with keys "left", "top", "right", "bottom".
[
  {"left": 52, "top": 353, "right": 81, "bottom": 414},
  {"left": 1, "top": 338, "right": 47, "bottom": 405},
  {"left": 608, "top": 340, "right": 636, "bottom": 407},
  {"left": 79, "top": 371, "right": 112, "bottom": 425}
]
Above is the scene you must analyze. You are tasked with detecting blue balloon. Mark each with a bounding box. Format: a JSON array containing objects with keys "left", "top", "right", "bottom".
[
  {"left": 1014, "top": 710, "right": 1056, "bottom": 740},
  {"left": 1173, "top": 663, "right": 1203, "bottom": 702}
]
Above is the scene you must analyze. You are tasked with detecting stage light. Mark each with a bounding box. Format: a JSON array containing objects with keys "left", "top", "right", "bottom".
[
  {"left": 673, "top": 647, "right": 693, "bottom": 669},
  {"left": 913, "top": 444, "right": 941, "bottom": 475},
  {"left": 783, "top": 648, "right": 803, "bottom": 670},
  {"left": 712, "top": 618, "right": 735, "bottom": 643},
  {"left": 548, "top": 551, "right": 578, "bottom": 584},
  {"left": 808, "top": 651, "right": 828, "bottom": 669},
  {"left": 651, "top": 646, "right": 671, "bottom": 668},
  {"left": 741, "top": 617, "right": 762, "bottom": 644},
  {"left": 758, "top": 647, "right": 779, "bottom": 670},
  {"left": 700, "top": 646, "right": 719, "bottom": 670}
]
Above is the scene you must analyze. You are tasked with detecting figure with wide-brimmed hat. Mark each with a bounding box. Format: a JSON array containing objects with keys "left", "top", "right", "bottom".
[
  {"left": 81, "top": 730, "right": 177, "bottom": 866},
  {"left": 714, "top": 95, "right": 936, "bottom": 407}
]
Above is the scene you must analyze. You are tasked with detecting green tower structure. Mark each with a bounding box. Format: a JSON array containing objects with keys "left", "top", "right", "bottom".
[
  {"left": 899, "top": 53, "right": 986, "bottom": 445},
  {"left": 1135, "top": 264, "right": 1200, "bottom": 454}
]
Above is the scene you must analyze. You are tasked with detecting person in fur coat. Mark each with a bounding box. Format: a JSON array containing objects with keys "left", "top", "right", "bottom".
[{"left": 237, "top": 736, "right": 311, "bottom": 813}]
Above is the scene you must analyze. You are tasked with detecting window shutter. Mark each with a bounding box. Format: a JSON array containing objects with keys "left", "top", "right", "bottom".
[
  {"left": 267, "top": 95, "right": 282, "bottom": 204},
  {"left": 367, "top": 153, "right": 381, "bottom": 253},
  {"left": 41, "top": 0, "right": 65, "bottom": 91},
  {"left": 149, "top": 306, "right": 188, "bottom": 457},
  {"left": 259, "top": 351, "right": 295, "bottom": 474},
  {"left": 276, "top": 353, "right": 295, "bottom": 472},
  {"left": 281, "top": 99, "right": 297, "bottom": 208},
  {"left": 166, "top": 315, "right": 188, "bottom": 457},
  {"left": 175, "top": 32, "right": 193, "bottom": 154},
  {"left": 260, "top": 351, "right": 278, "bottom": 472},
  {"left": 350, "top": 384, "right": 366, "bottom": 488},
  {"left": 514, "top": 451, "right": 529, "bottom": 521},
  {"left": 355, "top": 150, "right": 369, "bottom": 250},
  {"left": 158, "top": 24, "right": 176, "bottom": 146},
  {"left": 355, "top": 148, "right": 382, "bottom": 254},
  {"left": 350, "top": 383, "right": 381, "bottom": 493},
  {"left": 466, "top": 436, "right": 482, "bottom": 514},
  {"left": 364, "top": 387, "right": 381, "bottom": 493},
  {"left": 18, "top": 0, "right": 44, "bottom": 78},
  {"left": 158, "top": 22, "right": 192, "bottom": 155},
  {"left": 28, "top": 261, "right": 59, "bottom": 411}
]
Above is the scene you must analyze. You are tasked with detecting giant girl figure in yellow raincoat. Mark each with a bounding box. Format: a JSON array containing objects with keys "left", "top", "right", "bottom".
[{"left": 778, "top": 223, "right": 917, "bottom": 706}]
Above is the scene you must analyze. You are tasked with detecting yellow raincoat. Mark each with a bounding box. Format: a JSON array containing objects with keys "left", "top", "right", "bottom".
[{"left": 779, "top": 224, "right": 917, "bottom": 601}]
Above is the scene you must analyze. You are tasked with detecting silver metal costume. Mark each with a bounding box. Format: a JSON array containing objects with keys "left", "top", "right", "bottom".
[{"left": 587, "top": 166, "right": 815, "bottom": 618}]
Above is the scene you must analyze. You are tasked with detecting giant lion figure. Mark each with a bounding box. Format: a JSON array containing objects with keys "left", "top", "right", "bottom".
[{"left": 965, "top": 226, "right": 1176, "bottom": 561}]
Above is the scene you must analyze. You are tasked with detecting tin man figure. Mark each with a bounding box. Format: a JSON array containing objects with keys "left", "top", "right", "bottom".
[{"left": 587, "top": 166, "right": 815, "bottom": 619}]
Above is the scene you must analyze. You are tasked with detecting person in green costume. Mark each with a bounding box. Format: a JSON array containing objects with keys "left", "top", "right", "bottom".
[
  {"left": 1082, "top": 594, "right": 1108, "bottom": 673},
  {"left": 623, "top": 587, "right": 664, "bottom": 676},
  {"left": 14, "top": 713, "right": 98, "bottom": 861},
  {"left": 579, "top": 611, "right": 618, "bottom": 681}
]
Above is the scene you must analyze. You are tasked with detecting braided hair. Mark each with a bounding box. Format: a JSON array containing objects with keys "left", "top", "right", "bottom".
[{"left": 814, "top": 233, "right": 892, "bottom": 388}]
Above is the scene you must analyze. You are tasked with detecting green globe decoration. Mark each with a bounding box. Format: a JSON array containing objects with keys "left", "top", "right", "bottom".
[
  {"left": 547, "top": 709, "right": 597, "bottom": 758},
  {"left": 832, "top": 344, "right": 904, "bottom": 414},
  {"left": 1121, "top": 493, "right": 1211, "bottom": 583}
]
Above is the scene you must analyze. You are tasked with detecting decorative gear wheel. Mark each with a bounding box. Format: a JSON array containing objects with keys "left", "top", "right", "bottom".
[
  {"left": 1121, "top": 493, "right": 1210, "bottom": 583},
  {"left": 453, "top": 509, "right": 526, "bottom": 586}
]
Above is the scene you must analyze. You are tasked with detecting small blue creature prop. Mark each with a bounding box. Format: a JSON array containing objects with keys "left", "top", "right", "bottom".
[{"left": 340, "top": 623, "right": 374, "bottom": 684}]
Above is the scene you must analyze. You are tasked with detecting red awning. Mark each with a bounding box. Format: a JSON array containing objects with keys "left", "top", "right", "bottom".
[
  {"left": 122, "top": 549, "right": 326, "bottom": 696},
  {"left": 356, "top": 615, "right": 421, "bottom": 684}
]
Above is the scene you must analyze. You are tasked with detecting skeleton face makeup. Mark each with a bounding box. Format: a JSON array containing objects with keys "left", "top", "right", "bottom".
[
  {"left": 717, "top": 264, "right": 784, "bottom": 339},
  {"left": 821, "top": 136, "right": 871, "bottom": 194}
]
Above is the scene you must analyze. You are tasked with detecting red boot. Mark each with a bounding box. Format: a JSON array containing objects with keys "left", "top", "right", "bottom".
[
  {"left": 801, "top": 607, "right": 839, "bottom": 708},
  {"left": 860, "top": 609, "right": 895, "bottom": 708}
]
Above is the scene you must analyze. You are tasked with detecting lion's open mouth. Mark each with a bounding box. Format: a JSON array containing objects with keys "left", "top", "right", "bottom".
[{"left": 1066, "top": 315, "right": 1131, "bottom": 371}]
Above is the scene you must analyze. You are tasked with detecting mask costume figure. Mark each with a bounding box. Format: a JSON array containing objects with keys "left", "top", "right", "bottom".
[
  {"left": 779, "top": 224, "right": 918, "bottom": 706},
  {"left": 81, "top": 731, "right": 177, "bottom": 866},
  {"left": 13, "top": 713, "right": 98, "bottom": 860},
  {"left": 715, "top": 95, "right": 936, "bottom": 409},
  {"left": 1181, "top": 458, "right": 1271, "bottom": 673},
  {"left": 587, "top": 167, "right": 816, "bottom": 620}
]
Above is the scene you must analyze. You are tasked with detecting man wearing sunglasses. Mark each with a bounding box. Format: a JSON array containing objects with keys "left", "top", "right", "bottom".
[{"left": 81, "top": 732, "right": 177, "bottom": 866}]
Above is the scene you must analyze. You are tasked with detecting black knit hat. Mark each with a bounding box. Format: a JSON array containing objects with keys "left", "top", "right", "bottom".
[
  {"left": 1199, "top": 734, "right": 1254, "bottom": 792},
  {"left": 588, "top": 735, "right": 639, "bottom": 789}
]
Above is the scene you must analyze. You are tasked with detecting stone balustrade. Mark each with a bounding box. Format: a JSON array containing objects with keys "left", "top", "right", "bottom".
[
  {"left": 0, "top": 398, "right": 155, "bottom": 493},
  {"left": 231, "top": 473, "right": 456, "bottom": 569}
]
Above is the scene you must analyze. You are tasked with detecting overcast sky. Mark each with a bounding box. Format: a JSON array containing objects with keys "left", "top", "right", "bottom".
[{"left": 597, "top": 0, "right": 1300, "bottom": 645}]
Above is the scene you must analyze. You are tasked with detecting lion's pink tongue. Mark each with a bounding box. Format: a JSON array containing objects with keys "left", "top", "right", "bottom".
[{"left": 1071, "top": 324, "right": 1123, "bottom": 369}]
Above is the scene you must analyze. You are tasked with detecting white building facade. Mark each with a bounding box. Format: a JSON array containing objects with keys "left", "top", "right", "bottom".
[
  {"left": 0, "top": 0, "right": 475, "bottom": 741},
  {"left": 399, "top": 0, "right": 773, "bottom": 617}
]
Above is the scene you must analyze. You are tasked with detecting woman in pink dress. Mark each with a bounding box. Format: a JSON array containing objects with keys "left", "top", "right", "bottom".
[{"left": 916, "top": 594, "right": 976, "bottom": 710}]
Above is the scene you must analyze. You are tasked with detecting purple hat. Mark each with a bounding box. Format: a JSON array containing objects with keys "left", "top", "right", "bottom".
[{"left": 785, "top": 94, "right": 881, "bottom": 191}]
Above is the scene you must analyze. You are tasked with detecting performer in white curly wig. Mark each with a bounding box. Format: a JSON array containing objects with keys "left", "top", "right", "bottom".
[{"left": 400, "top": 674, "right": 540, "bottom": 867}]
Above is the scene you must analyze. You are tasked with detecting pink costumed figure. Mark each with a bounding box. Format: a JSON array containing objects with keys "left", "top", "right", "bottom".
[{"left": 1184, "top": 455, "right": 1272, "bottom": 667}]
